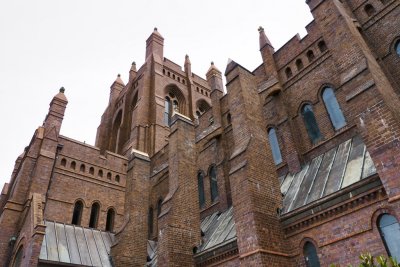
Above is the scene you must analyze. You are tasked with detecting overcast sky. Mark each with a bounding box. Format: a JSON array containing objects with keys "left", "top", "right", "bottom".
[{"left": 0, "top": 1, "right": 313, "bottom": 187}]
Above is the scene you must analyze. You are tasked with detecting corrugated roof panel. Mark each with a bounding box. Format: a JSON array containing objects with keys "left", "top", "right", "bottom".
[
  {"left": 39, "top": 235, "right": 48, "bottom": 260},
  {"left": 225, "top": 221, "right": 236, "bottom": 241},
  {"left": 362, "top": 151, "right": 376, "bottom": 179},
  {"left": 46, "top": 221, "right": 59, "bottom": 262},
  {"left": 93, "top": 230, "right": 111, "bottom": 267},
  {"left": 284, "top": 165, "right": 310, "bottom": 213},
  {"left": 74, "top": 226, "right": 92, "bottom": 266},
  {"left": 55, "top": 223, "right": 71, "bottom": 263},
  {"left": 101, "top": 231, "right": 112, "bottom": 254},
  {"left": 65, "top": 224, "right": 81, "bottom": 265},
  {"left": 306, "top": 147, "right": 337, "bottom": 204},
  {"left": 280, "top": 135, "right": 378, "bottom": 215},
  {"left": 203, "top": 209, "right": 232, "bottom": 250},
  {"left": 291, "top": 155, "right": 323, "bottom": 210},
  {"left": 84, "top": 228, "right": 103, "bottom": 267},
  {"left": 280, "top": 173, "right": 294, "bottom": 196},
  {"left": 40, "top": 222, "right": 114, "bottom": 267},
  {"left": 323, "top": 139, "right": 352, "bottom": 197},
  {"left": 341, "top": 135, "right": 365, "bottom": 188}
]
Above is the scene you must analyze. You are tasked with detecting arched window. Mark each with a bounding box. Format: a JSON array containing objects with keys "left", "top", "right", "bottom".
[
  {"left": 322, "top": 87, "right": 346, "bottom": 130},
  {"left": 61, "top": 158, "right": 67, "bottom": 167},
  {"left": 227, "top": 113, "right": 232, "bottom": 124},
  {"left": 80, "top": 164, "right": 85, "bottom": 172},
  {"left": 209, "top": 166, "right": 219, "bottom": 202},
  {"left": 198, "top": 172, "right": 205, "bottom": 208},
  {"left": 395, "top": 40, "right": 400, "bottom": 56},
  {"left": 98, "top": 170, "right": 103, "bottom": 177},
  {"left": 70, "top": 161, "right": 76, "bottom": 170},
  {"left": 285, "top": 67, "right": 293, "bottom": 79},
  {"left": 115, "top": 175, "right": 120, "bottom": 183},
  {"left": 89, "top": 202, "right": 100, "bottom": 228},
  {"left": 307, "top": 50, "right": 315, "bottom": 62},
  {"left": 302, "top": 104, "right": 322, "bottom": 144},
  {"left": 12, "top": 246, "right": 23, "bottom": 267},
  {"left": 296, "top": 59, "right": 304, "bottom": 70},
  {"left": 378, "top": 214, "right": 400, "bottom": 260},
  {"left": 105, "top": 208, "right": 115, "bottom": 232},
  {"left": 318, "top": 41, "right": 327, "bottom": 53},
  {"left": 157, "top": 199, "right": 163, "bottom": 216},
  {"left": 71, "top": 200, "right": 83, "bottom": 225},
  {"left": 304, "top": 241, "right": 321, "bottom": 267},
  {"left": 268, "top": 128, "right": 283, "bottom": 165},
  {"left": 164, "top": 97, "right": 171, "bottom": 125},
  {"left": 364, "top": 4, "right": 376, "bottom": 16},
  {"left": 148, "top": 207, "right": 154, "bottom": 238},
  {"left": 89, "top": 167, "right": 94, "bottom": 175},
  {"left": 107, "top": 172, "right": 112, "bottom": 180}
]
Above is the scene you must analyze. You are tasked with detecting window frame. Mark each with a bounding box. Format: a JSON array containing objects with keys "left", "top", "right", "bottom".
[
  {"left": 267, "top": 127, "right": 283, "bottom": 165},
  {"left": 301, "top": 104, "right": 323, "bottom": 144},
  {"left": 321, "top": 87, "right": 346, "bottom": 131},
  {"left": 89, "top": 202, "right": 100, "bottom": 228},
  {"left": 198, "top": 171, "right": 206, "bottom": 208},
  {"left": 209, "top": 166, "right": 219, "bottom": 203}
]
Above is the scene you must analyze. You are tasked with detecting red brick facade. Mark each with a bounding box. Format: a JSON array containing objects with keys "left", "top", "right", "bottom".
[{"left": 1, "top": 0, "right": 400, "bottom": 266}]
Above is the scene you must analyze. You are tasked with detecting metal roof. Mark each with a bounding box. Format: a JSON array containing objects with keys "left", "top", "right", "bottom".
[
  {"left": 198, "top": 206, "right": 236, "bottom": 253},
  {"left": 39, "top": 221, "right": 115, "bottom": 266},
  {"left": 280, "top": 135, "right": 377, "bottom": 214}
]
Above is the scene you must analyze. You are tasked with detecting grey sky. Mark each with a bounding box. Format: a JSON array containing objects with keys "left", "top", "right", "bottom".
[{"left": 0, "top": 1, "right": 313, "bottom": 187}]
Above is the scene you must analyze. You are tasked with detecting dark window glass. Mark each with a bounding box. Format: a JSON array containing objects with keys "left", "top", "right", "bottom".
[
  {"left": 307, "top": 50, "right": 315, "bottom": 62},
  {"left": 89, "top": 167, "right": 94, "bottom": 175},
  {"left": 365, "top": 4, "right": 376, "bottom": 16},
  {"left": 12, "top": 246, "right": 23, "bottom": 267},
  {"left": 98, "top": 170, "right": 103, "bottom": 177},
  {"left": 285, "top": 67, "right": 293, "bottom": 79},
  {"left": 379, "top": 214, "right": 400, "bottom": 261},
  {"left": 296, "top": 59, "right": 304, "bottom": 70},
  {"left": 318, "top": 41, "right": 327, "bottom": 53},
  {"left": 302, "top": 104, "right": 322, "bottom": 144},
  {"left": 396, "top": 40, "right": 400, "bottom": 56},
  {"left": 198, "top": 172, "right": 205, "bottom": 208},
  {"left": 89, "top": 202, "right": 100, "bottom": 228},
  {"left": 268, "top": 128, "right": 283, "bottom": 165},
  {"left": 304, "top": 242, "right": 321, "bottom": 267},
  {"left": 80, "top": 164, "right": 85, "bottom": 172},
  {"left": 61, "top": 158, "right": 67, "bottom": 167},
  {"left": 148, "top": 207, "right": 154, "bottom": 238},
  {"left": 71, "top": 201, "right": 83, "bottom": 225},
  {"left": 164, "top": 97, "right": 171, "bottom": 125},
  {"left": 105, "top": 209, "right": 115, "bottom": 232},
  {"left": 157, "top": 199, "right": 163, "bottom": 216},
  {"left": 322, "top": 87, "right": 346, "bottom": 130},
  {"left": 209, "top": 166, "right": 219, "bottom": 202},
  {"left": 70, "top": 161, "right": 76, "bottom": 170}
]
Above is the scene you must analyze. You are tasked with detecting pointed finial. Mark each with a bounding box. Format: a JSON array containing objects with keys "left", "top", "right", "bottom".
[
  {"left": 117, "top": 74, "right": 121, "bottom": 77},
  {"left": 59, "top": 87, "right": 65, "bottom": 93},
  {"left": 154, "top": 27, "right": 158, "bottom": 31},
  {"left": 211, "top": 61, "right": 214, "bottom": 65},
  {"left": 132, "top": 61, "right": 136, "bottom": 65},
  {"left": 259, "top": 26, "right": 273, "bottom": 50}
]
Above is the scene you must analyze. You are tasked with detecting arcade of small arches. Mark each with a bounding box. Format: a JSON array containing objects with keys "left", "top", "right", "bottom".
[
  {"left": 60, "top": 158, "right": 121, "bottom": 183},
  {"left": 71, "top": 200, "right": 116, "bottom": 232}
]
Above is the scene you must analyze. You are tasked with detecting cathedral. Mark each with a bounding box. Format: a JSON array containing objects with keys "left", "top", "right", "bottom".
[{"left": 1, "top": 0, "right": 400, "bottom": 266}]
